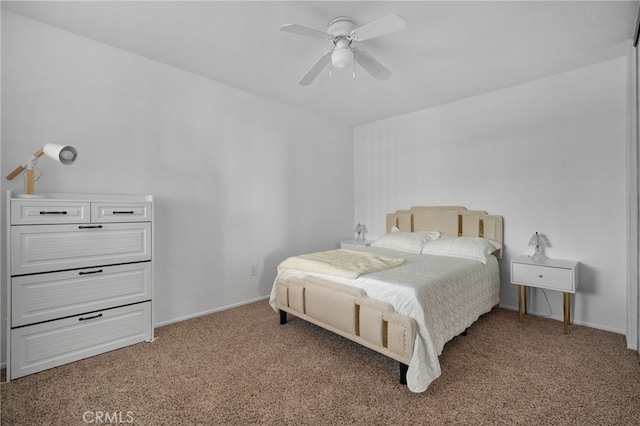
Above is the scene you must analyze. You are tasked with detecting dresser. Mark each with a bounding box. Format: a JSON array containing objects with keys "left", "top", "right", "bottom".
[
  {"left": 510, "top": 255, "right": 579, "bottom": 334},
  {"left": 6, "top": 192, "right": 154, "bottom": 380}
]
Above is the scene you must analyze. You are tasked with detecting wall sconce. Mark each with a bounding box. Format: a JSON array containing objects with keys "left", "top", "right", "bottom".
[
  {"left": 528, "top": 231, "right": 551, "bottom": 262},
  {"left": 6, "top": 144, "right": 78, "bottom": 197},
  {"left": 354, "top": 223, "right": 368, "bottom": 242}
]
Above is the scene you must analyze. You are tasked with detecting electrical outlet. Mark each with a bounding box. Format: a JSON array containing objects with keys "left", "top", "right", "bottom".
[{"left": 250, "top": 264, "right": 258, "bottom": 276}]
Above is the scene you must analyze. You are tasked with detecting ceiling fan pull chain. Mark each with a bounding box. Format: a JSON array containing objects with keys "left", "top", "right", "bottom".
[{"left": 352, "top": 51, "right": 357, "bottom": 79}]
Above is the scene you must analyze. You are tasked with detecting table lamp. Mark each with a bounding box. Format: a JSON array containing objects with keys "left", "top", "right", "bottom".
[
  {"left": 354, "top": 223, "right": 368, "bottom": 242},
  {"left": 528, "top": 231, "right": 551, "bottom": 262},
  {"left": 5, "top": 144, "right": 78, "bottom": 197}
]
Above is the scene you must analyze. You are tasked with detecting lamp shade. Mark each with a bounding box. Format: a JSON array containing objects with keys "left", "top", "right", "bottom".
[
  {"left": 43, "top": 144, "right": 77, "bottom": 165},
  {"left": 528, "top": 232, "right": 550, "bottom": 248},
  {"left": 528, "top": 232, "right": 541, "bottom": 247}
]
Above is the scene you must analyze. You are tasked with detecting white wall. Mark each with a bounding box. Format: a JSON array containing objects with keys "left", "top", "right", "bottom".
[
  {"left": 0, "top": 9, "right": 631, "bottom": 369},
  {"left": 0, "top": 12, "right": 354, "bottom": 363},
  {"left": 355, "top": 58, "right": 628, "bottom": 333}
]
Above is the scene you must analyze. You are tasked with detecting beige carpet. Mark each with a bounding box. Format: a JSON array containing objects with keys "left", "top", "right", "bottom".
[{"left": 1, "top": 301, "right": 639, "bottom": 425}]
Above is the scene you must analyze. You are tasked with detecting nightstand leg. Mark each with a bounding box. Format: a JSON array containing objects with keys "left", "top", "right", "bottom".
[
  {"left": 518, "top": 285, "right": 523, "bottom": 322},
  {"left": 524, "top": 286, "right": 528, "bottom": 315},
  {"left": 563, "top": 292, "right": 571, "bottom": 334}
]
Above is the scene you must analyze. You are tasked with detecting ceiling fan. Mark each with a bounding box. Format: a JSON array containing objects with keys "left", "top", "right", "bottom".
[{"left": 280, "top": 14, "right": 407, "bottom": 86}]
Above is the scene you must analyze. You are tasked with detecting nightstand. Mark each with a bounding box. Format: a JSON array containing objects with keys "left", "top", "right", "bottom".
[
  {"left": 340, "top": 239, "right": 372, "bottom": 250},
  {"left": 511, "top": 255, "right": 579, "bottom": 334}
]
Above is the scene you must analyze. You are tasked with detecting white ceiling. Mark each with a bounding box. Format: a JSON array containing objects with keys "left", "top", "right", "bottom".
[{"left": 2, "top": 0, "right": 638, "bottom": 126}]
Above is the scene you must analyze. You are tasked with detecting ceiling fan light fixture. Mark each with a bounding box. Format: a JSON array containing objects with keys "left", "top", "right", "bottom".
[
  {"left": 331, "top": 47, "right": 352, "bottom": 69},
  {"left": 281, "top": 14, "right": 406, "bottom": 85}
]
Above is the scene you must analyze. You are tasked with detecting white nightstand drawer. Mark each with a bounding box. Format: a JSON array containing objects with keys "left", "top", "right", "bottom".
[{"left": 512, "top": 262, "right": 575, "bottom": 292}]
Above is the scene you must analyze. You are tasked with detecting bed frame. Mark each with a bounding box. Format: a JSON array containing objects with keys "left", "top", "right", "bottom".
[{"left": 275, "top": 206, "right": 503, "bottom": 385}]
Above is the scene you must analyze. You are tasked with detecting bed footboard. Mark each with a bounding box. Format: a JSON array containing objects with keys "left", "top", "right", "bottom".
[{"left": 275, "top": 276, "right": 416, "bottom": 382}]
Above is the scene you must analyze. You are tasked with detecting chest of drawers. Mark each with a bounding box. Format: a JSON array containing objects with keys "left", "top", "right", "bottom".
[{"left": 6, "top": 192, "right": 154, "bottom": 380}]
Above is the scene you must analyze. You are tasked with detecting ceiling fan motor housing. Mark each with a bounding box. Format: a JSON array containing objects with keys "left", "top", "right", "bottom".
[{"left": 327, "top": 17, "right": 357, "bottom": 36}]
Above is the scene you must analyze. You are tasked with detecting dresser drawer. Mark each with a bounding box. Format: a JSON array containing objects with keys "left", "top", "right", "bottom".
[
  {"left": 12, "top": 263, "right": 151, "bottom": 327},
  {"left": 11, "top": 223, "right": 151, "bottom": 275},
  {"left": 511, "top": 262, "right": 576, "bottom": 292},
  {"left": 10, "top": 302, "right": 152, "bottom": 379},
  {"left": 91, "top": 202, "right": 152, "bottom": 223},
  {"left": 11, "top": 200, "right": 90, "bottom": 225}
]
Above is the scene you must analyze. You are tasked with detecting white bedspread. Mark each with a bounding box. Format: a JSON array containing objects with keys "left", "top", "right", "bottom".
[{"left": 269, "top": 247, "right": 500, "bottom": 393}]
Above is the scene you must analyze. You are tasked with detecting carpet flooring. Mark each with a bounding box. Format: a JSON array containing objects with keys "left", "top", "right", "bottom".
[{"left": 1, "top": 301, "right": 639, "bottom": 425}]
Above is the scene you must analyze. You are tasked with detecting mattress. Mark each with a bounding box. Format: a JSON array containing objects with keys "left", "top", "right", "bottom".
[{"left": 269, "top": 246, "right": 500, "bottom": 392}]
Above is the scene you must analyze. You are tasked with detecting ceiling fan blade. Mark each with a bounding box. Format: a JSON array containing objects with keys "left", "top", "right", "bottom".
[
  {"left": 298, "top": 51, "right": 332, "bottom": 86},
  {"left": 280, "top": 23, "right": 334, "bottom": 40},
  {"left": 350, "top": 14, "right": 407, "bottom": 41},
  {"left": 353, "top": 48, "right": 391, "bottom": 81}
]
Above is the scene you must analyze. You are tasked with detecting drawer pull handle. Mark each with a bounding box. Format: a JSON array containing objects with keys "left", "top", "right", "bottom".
[
  {"left": 79, "top": 269, "right": 103, "bottom": 275},
  {"left": 539, "top": 274, "right": 544, "bottom": 278},
  {"left": 113, "top": 211, "right": 135, "bottom": 214},
  {"left": 78, "top": 225, "right": 103, "bottom": 229},
  {"left": 40, "top": 211, "right": 67, "bottom": 215},
  {"left": 79, "top": 313, "right": 103, "bottom": 321}
]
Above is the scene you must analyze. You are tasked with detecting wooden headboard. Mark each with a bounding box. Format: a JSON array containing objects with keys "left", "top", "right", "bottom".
[{"left": 385, "top": 206, "right": 504, "bottom": 258}]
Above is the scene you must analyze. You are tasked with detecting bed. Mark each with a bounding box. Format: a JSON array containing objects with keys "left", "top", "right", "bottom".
[{"left": 269, "top": 206, "right": 503, "bottom": 393}]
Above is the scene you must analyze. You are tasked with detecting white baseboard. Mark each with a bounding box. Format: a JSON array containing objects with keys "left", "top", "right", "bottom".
[
  {"left": 498, "top": 303, "right": 626, "bottom": 337},
  {"left": 153, "top": 295, "right": 270, "bottom": 328}
]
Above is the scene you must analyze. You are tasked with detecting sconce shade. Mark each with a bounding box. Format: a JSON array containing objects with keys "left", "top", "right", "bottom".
[{"left": 43, "top": 144, "right": 77, "bottom": 165}]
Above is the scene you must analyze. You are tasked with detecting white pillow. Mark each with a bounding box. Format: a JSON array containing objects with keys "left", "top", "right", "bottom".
[
  {"left": 417, "top": 230, "right": 442, "bottom": 241},
  {"left": 420, "top": 236, "right": 502, "bottom": 264},
  {"left": 371, "top": 229, "right": 440, "bottom": 253},
  {"left": 390, "top": 226, "right": 441, "bottom": 241}
]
